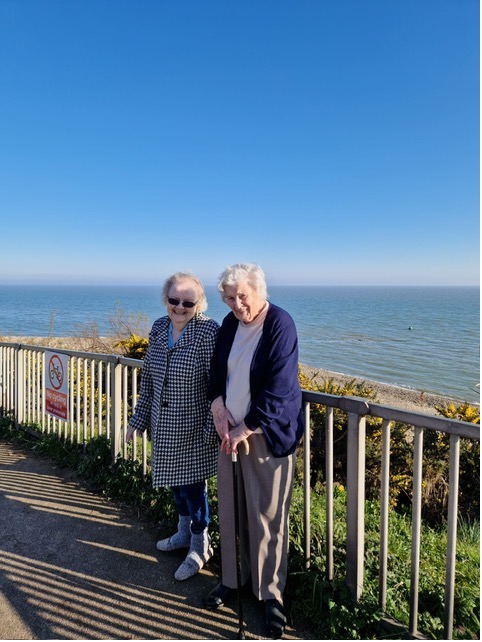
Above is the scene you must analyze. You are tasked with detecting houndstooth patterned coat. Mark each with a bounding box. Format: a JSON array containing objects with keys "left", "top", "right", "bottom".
[{"left": 129, "top": 313, "right": 219, "bottom": 487}]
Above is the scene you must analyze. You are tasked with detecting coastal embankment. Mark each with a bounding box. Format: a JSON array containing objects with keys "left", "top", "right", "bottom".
[
  {"left": 300, "top": 364, "right": 457, "bottom": 416},
  {"left": 3, "top": 336, "right": 473, "bottom": 417}
]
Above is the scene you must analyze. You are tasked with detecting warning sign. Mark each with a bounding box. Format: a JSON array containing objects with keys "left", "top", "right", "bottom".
[{"left": 45, "top": 352, "right": 69, "bottom": 421}]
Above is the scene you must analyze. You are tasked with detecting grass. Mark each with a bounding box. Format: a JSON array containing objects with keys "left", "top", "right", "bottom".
[{"left": 286, "top": 483, "right": 480, "bottom": 639}]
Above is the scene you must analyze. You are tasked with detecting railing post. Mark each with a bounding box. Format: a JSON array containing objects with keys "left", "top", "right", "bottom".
[
  {"left": 0, "top": 346, "right": 4, "bottom": 415},
  {"left": 110, "top": 359, "right": 122, "bottom": 463},
  {"left": 444, "top": 433, "right": 460, "bottom": 640},
  {"left": 325, "top": 406, "right": 334, "bottom": 580},
  {"left": 409, "top": 426, "right": 424, "bottom": 636},
  {"left": 10, "top": 346, "right": 14, "bottom": 415},
  {"left": 303, "top": 400, "right": 311, "bottom": 569},
  {"left": 379, "top": 418, "right": 392, "bottom": 612},
  {"left": 15, "top": 345, "right": 25, "bottom": 427},
  {"left": 346, "top": 410, "right": 367, "bottom": 600}
]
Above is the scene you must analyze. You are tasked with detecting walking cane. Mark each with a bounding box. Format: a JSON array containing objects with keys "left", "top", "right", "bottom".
[{"left": 232, "top": 439, "right": 249, "bottom": 640}]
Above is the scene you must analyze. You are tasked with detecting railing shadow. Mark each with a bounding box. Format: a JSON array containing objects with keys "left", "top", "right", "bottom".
[{"left": 0, "top": 440, "right": 306, "bottom": 640}]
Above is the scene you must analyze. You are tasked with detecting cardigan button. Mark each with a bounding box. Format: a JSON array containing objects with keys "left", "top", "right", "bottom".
[{"left": 162, "top": 401, "right": 168, "bottom": 408}]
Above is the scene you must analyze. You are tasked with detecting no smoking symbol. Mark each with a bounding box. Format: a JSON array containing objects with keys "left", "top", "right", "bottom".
[{"left": 49, "top": 355, "right": 64, "bottom": 390}]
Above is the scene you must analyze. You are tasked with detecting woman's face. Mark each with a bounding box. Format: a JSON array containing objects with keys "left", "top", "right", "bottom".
[
  {"left": 223, "top": 279, "right": 266, "bottom": 324},
  {"left": 167, "top": 279, "right": 200, "bottom": 329}
]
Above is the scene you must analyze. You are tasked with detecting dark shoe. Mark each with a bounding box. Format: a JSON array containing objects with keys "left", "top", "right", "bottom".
[
  {"left": 265, "top": 599, "right": 287, "bottom": 639},
  {"left": 203, "top": 582, "right": 233, "bottom": 610}
]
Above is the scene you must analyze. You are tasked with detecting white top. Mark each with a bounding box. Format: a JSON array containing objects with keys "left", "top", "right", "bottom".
[{"left": 225, "top": 302, "right": 269, "bottom": 429}]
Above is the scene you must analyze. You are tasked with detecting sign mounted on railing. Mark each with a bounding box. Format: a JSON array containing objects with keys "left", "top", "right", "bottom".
[{"left": 44, "top": 351, "right": 69, "bottom": 421}]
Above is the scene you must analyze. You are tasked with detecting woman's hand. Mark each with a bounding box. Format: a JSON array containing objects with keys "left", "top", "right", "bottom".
[
  {"left": 211, "top": 396, "right": 235, "bottom": 442},
  {"left": 221, "top": 422, "right": 252, "bottom": 456},
  {"left": 125, "top": 426, "right": 137, "bottom": 442}
]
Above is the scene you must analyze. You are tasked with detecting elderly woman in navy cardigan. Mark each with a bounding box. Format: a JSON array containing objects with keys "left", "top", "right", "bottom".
[{"left": 204, "top": 263, "right": 304, "bottom": 638}]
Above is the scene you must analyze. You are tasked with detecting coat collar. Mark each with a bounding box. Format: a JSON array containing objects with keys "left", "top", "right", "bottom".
[{"left": 150, "top": 314, "right": 201, "bottom": 348}]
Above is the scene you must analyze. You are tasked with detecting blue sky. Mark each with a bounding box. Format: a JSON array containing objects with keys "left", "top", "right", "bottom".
[{"left": 1, "top": 0, "right": 479, "bottom": 286}]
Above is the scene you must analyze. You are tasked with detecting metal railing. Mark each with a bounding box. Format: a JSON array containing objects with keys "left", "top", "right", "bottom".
[{"left": 0, "top": 341, "right": 479, "bottom": 639}]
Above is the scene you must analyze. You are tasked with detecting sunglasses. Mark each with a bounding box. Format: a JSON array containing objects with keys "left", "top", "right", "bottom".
[{"left": 167, "top": 297, "right": 197, "bottom": 309}]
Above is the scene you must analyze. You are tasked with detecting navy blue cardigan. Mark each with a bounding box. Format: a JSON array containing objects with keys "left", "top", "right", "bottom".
[{"left": 208, "top": 303, "right": 304, "bottom": 457}]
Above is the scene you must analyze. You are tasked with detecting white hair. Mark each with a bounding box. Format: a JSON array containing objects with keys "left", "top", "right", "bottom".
[
  {"left": 162, "top": 272, "right": 208, "bottom": 312},
  {"left": 217, "top": 263, "right": 268, "bottom": 300}
]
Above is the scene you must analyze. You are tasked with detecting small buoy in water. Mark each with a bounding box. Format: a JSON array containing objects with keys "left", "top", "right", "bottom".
[{"left": 408, "top": 326, "right": 413, "bottom": 330}]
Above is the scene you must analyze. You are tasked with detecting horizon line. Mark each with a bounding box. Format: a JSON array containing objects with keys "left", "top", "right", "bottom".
[{"left": 0, "top": 282, "right": 479, "bottom": 288}]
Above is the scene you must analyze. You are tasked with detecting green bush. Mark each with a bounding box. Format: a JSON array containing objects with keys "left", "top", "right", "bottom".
[
  {"left": 297, "top": 368, "right": 380, "bottom": 490},
  {"left": 115, "top": 333, "right": 149, "bottom": 359},
  {"left": 76, "top": 435, "right": 112, "bottom": 486},
  {"left": 104, "top": 455, "right": 177, "bottom": 526},
  {"left": 298, "top": 368, "right": 480, "bottom": 524},
  {"left": 0, "top": 416, "right": 15, "bottom": 438}
]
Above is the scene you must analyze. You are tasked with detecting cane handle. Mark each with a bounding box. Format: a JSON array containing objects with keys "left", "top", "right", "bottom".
[{"left": 231, "top": 438, "right": 249, "bottom": 462}]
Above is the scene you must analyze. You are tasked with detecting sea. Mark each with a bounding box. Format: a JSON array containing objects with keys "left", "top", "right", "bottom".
[{"left": 0, "top": 285, "right": 479, "bottom": 403}]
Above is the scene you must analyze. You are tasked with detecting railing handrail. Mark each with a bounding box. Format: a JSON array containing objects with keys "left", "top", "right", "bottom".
[
  {"left": 0, "top": 341, "right": 120, "bottom": 363},
  {"left": 286, "top": 382, "right": 479, "bottom": 441},
  {"left": 4, "top": 341, "right": 478, "bottom": 440},
  {"left": 368, "top": 401, "right": 479, "bottom": 438}
]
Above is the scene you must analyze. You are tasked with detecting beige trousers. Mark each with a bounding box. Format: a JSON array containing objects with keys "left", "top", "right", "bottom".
[{"left": 217, "top": 433, "right": 295, "bottom": 601}]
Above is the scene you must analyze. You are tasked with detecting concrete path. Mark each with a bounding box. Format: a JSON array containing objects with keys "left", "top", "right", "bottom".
[{"left": 0, "top": 439, "right": 310, "bottom": 640}]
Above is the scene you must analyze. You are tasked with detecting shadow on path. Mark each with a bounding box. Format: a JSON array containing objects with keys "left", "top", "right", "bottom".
[{"left": 0, "top": 440, "right": 307, "bottom": 640}]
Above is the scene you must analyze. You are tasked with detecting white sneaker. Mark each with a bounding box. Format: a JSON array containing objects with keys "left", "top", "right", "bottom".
[
  {"left": 156, "top": 515, "right": 191, "bottom": 552},
  {"left": 174, "top": 529, "right": 213, "bottom": 581}
]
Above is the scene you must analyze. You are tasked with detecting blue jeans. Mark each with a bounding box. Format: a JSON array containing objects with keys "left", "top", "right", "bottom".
[{"left": 170, "top": 481, "right": 209, "bottom": 534}]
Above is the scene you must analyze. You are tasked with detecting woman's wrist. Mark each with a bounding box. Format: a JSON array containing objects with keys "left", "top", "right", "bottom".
[{"left": 211, "top": 396, "right": 225, "bottom": 414}]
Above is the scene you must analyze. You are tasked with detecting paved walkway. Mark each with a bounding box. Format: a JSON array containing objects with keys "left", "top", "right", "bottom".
[{"left": 0, "top": 439, "right": 309, "bottom": 640}]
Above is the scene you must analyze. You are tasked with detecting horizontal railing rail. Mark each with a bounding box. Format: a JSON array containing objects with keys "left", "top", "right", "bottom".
[{"left": 0, "top": 341, "right": 479, "bottom": 639}]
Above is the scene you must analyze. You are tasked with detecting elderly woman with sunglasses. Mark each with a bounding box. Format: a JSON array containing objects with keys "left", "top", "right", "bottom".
[
  {"left": 203, "top": 263, "right": 304, "bottom": 638},
  {"left": 126, "top": 272, "right": 219, "bottom": 581}
]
